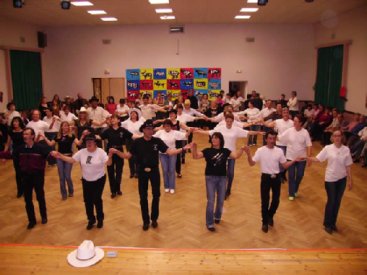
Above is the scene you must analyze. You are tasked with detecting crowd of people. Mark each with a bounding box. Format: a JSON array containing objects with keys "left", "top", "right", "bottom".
[{"left": 0, "top": 89, "right": 363, "bottom": 234}]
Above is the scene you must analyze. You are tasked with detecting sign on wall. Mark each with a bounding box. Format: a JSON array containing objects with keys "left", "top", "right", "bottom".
[{"left": 126, "top": 67, "right": 221, "bottom": 101}]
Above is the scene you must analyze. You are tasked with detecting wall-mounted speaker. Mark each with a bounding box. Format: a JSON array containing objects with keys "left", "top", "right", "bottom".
[{"left": 37, "top": 32, "right": 47, "bottom": 48}]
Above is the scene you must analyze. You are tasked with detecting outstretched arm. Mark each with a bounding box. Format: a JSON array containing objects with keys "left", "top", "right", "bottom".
[
  {"left": 191, "top": 142, "right": 204, "bottom": 159},
  {"left": 243, "top": 146, "right": 255, "bottom": 166}
]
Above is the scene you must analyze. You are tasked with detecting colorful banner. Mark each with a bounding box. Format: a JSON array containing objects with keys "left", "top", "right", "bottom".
[{"left": 126, "top": 67, "right": 221, "bottom": 102}]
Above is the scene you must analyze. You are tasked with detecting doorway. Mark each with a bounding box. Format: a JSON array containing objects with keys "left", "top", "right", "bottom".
[
  {"left": 92, "top": 78, "right": 125, "bottom": 104},
  {"left": 229, "top": 81, "right": 247, "bottom": 98}
]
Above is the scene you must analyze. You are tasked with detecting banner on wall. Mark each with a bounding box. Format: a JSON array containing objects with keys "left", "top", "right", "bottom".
[{"left": 126, "top": 67, "right": 221, "bottom": 101}]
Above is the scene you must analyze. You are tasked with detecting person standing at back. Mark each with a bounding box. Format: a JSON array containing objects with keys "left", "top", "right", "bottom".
[{"left": 109, "top": 119, "right": 186, "bottom": 231}]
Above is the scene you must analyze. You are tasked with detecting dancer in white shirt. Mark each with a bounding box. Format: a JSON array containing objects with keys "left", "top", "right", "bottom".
[
  {"left": 308, "top": 130, "right": 353, "bottom": 234},
  {"left": 278, "top": 115, "right": 312, "bottom": 200}
]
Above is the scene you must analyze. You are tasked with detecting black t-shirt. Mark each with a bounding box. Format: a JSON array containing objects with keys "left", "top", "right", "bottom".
[
  {"left": 100, "top": 127, "right": 133, "bottom": 151},
  {"left": 130, "top": 137, "right": 168, "bottom": 170},
  {"left": 202, "top": 148, "right": 231, "bottom": 176},
  {"left": 13, "top": 143, "right": 51, "bottom": 174},
  {"left": 55, "top": 134, "right": 75, "bottom": 154},
  {"left": 0, "top": 124, "right": 8, "bottom": 151},
  {"left": 9, "top": 130, "right": 24, "bottom": 151},
  {"left": 188, "top": 96, "right": 199, "bottom": 109}
]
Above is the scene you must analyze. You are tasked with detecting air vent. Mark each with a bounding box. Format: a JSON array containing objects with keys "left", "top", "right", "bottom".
[{"left": 170, "top": 26, "right": 184, "bottom": 33}]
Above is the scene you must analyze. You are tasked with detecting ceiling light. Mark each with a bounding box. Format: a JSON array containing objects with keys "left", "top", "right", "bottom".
[
  {"left": 235, "top": 15, "right": 251, "bottom": 19},
  {"left": 61, "top": 0, "right": 71, "bottom": 10},
  {"left": 257, "top": 0, "right": 268, "bottom": 6},
  {"left": 149, "top": 0, "right": 169, "bottom": 4},
  {"left": 88, "top": 10, "right": 107, "bottom": 15},
  {"left": 247, "top": 0, "right": 257, "bottom": 3},
  {"left": 71, "top": 1, "right": 93, "bottom": 6},
  {"left": 160, "top": 15, "right": 175, "bottom": 20},
  {"left": 101, "top": 17, "right": 118, "bottom": 21},
  {"left": 13, "top": 0, "right": 24, "bottom": 8},
  {"left": 155, "top": 8, "right": 173, "bottom": 13},
  {"left": 240, "top": 8, "right": 258, "bottom": 12}
]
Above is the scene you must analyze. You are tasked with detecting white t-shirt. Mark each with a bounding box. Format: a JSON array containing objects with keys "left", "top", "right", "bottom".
[
  {"left": 278, "top": 127, "right": 312, "bottom": 160},
  {"left": 27, "top": 120, "right": 50, "bottom": 137},
  {"left": 120, "top": 119, "right": 144, "bottom": 135},
  {"left": 43, "top": 116, "right": 61, "bottom": 132},
  {"left": 60, "top": 111, "right": 77, "bottom": 123},
  {"left": 259, "top": 108, "right": 276, "bottom": 120},
  {"left": 116, "top": 104, "right": 130, "bottom": 117},
  {"left": 140, "top": 104, "right": 161, "bottom": 120},
  {"left": 274, "top": 119, "right": 294, "bottom": 146},
  {"left": 253, "top": 146, "right": 287, "bottom": 174},
  {"left": 7, "top": 111, "right": 21, "bottom": 126},
  {"left": 177, "top": 113, "right": 195, "bottom": 124},
  {"left": 239, "top": 107, "right": 260, "bottom": 122},
  {"left": 72, "top": 147, "right": 108, "bottom": 181},
  {"left": 287, "top": 97, "right": 298, "bottom": 111},
  {"left": 154, "top": 130, "right": 186, "bottom": 150},
  {"left": 210, "top": 125, "right": 248, "bottom": 152},
  {"left": 216, "top": 120, "right": 243, "bottom": 128},
  {"left": 212, "top": 112, "right": 241, "bottom": 123},
  {"left": 316, "top": 144, "right": 353, "bottom": 182},
  {"left": 87, "top": 106, "right": 111, "bottom": 128}
]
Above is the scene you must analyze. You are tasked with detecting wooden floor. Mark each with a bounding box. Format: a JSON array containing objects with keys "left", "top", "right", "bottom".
[{"left": 0, "top": 135, "right": 366, "bottom": 272}]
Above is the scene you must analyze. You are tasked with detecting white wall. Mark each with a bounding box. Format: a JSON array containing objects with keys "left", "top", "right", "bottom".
[
  {"left": 43, "top": 23, "right": 316, "bottom": 101},
  {"left": 314, "top": 5, "right": 367, "bottom": 114},
  {"left": 0, "top": 18, "right": 40, "bottom": 111}
]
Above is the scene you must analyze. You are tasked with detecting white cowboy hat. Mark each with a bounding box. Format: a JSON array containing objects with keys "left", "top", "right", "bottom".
[
  {"left": 128, "top": 108, "right": 142, "bottom": 120},
  {"left": 79, "top": 107, "right": 88, "bottom": 113},
  {"left": 67, "top": 240, "right": 104, "bottom": 268}
]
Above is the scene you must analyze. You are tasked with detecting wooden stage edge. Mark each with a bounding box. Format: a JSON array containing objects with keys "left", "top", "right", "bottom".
[
  {"left": 1, "top": 244, "right": 366, "bottom": 274},
  {"left": 1, "top": 243, "right": 367, "bottom": 253}
]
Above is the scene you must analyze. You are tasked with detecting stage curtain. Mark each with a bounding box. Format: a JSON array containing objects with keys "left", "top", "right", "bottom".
[
  {"left": 10, "top": 50, "right": 43, "bottom": 110},
  {"left": 314, "top": 45, "right": 344, "bottom": 111}
]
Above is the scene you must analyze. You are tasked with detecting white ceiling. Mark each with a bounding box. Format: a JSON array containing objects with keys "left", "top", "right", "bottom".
[{"left": 0, "top": 0, "right": 366, "bottom": 27}]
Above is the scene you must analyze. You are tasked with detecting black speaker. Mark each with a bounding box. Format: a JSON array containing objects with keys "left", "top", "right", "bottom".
[{"left": 37, "top": 32, "right": 47, "bottom": 48}]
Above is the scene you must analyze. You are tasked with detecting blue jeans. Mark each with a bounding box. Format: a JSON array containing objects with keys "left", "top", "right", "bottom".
[
  {"left": 248, "top": 125, "right": 261, "bottom": 145},
  {"left": 288, "top": 160, "right": 306, "bottom": 196},
  {"left": 226, "top": 158, "right": 235, "bottom": 194},
  {"left": 56, "top": 158, "right": 74, "bottom": 198},
  {"left": 324, "top": 177, "right": 346, "bottom": 228},
  {"left": 205, "top": 175, "right": 226, "bottom": 227},
  {"left": 159, "top": 154, "right": 177, "bottom": 189}
]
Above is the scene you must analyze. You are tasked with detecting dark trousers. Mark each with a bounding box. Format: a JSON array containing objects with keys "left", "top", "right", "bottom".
[
  {"left": 126, "top": 139, "right": 137, "bottom": 176},
  {"left": 13, "top": 159, "right": 23, "bottom": 196},
  {"left": 324, "top": 177, "right": 346, "bottom": 228},
  {"left": 44, "top": 132, "right": 57, "bottom": 165},
  {"left": 261, "top": 174, "right": 281, "bottom": 225},
  {"left": 107, "top": 154, "right": 124, "bottom": 194},
  {"left": 23, "top": 173, "right": 47, "bottom": 223},
  {"left": 138, "top": 168, "right": 160, "bottom": 225},
  {"left": 82, "top": 175, "right": 106, "bottom": 223},
  {"left": 175, "top": 140, "right": 184, "bottom": 174}
]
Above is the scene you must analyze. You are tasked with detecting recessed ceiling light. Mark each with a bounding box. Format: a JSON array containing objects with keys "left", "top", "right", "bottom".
[
  {"left": 235, "top": 15, "right": 251, "bottom": 19},
  {"left": 149, "top": 0, "right": 169, "bottom": 4},
  {"left": 101, "top": 17, "right": 118, "bottom": 21},
  {"left": 71, "top": 1, "right": 93, "bottom": 6},
  {"left": 247, "top": 0, "right": 257, "bottom": 3},
  {"left": 240, "top": 8, "right": 258, "bottom": 12},
  {"left": 155, "top": 8, "right": 173, "bottom": 13},
  {"left": 88, "top": 10, "right": 106, "bottom": 15},
  {"left": 160, "top": 15, "right": 175, "bottom": 20}
]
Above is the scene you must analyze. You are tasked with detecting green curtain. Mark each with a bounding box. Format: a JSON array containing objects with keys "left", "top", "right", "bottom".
[
  {"left": 314, "top": 45, "right": 344, "bottom": 111},
  {"left": 10, "top": 50, "right": 43, "bottom": 110}
]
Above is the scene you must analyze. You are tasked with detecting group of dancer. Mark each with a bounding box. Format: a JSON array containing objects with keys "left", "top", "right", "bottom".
[{"left": 0, "top": 91, "right": 354, "bottom": 234}]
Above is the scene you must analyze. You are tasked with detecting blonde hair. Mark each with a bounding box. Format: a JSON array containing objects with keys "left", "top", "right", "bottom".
[{"left": 57, "top": 121, "right": 72, "bottom": 139}]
